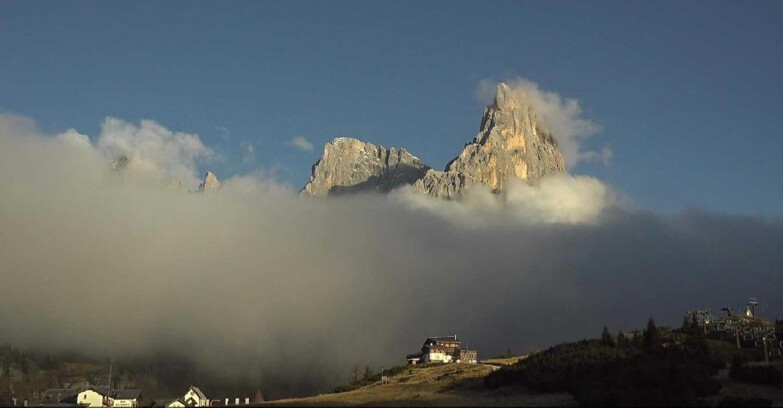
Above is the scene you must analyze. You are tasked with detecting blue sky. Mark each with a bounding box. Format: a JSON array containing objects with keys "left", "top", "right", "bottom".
[{"left": 1, "top": 1, "right": 781, "bottom": 216}]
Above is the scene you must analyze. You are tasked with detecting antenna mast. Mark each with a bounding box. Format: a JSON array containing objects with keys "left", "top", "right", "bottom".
[{"left": 747, "top": 298, "right": 759, "bottom": 318}]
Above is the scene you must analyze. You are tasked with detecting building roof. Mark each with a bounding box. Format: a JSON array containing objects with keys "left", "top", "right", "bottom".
[
  {"left": 164, "top": 399, "right": 186, "bottom": 407},
  {"left": 188, "top": 386, "right": 208, "bottom": 400},
  {"left": 81, "top": 386, "right": 109, "bottom": 396},
  {"left": 112, "top": 389, "right": 142, "bottom": 400},
  {"left": 152, "top": 398, "right": 180, "bottom": 407},
  {"left": 406, "top": 352, "right": 423, "bottom": 359},
  {"left": 40, "top": 389, "right": 80, "bottom": 403},
  {"left": 424, "top": 336, "right": 462, "bottom": 348},
  {"left": 427, "top": 335, "right": 459, "bottom": 342}
]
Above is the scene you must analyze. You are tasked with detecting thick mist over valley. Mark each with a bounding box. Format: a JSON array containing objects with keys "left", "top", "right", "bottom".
[{"left": 1, "top": 86, "right": 782, "bottom": 398}]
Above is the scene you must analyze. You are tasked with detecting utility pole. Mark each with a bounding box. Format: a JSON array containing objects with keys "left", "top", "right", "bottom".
[
  {"left": 108, "top": 360, "right": 112, "bottom": 392},
  {"left": 106, "top": 359, "right": 113, "bottom": 406}
]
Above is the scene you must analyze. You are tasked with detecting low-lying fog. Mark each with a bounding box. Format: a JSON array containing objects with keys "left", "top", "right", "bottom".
[{"left": 1, "top": 112, "right": 781, "bottom": 397}]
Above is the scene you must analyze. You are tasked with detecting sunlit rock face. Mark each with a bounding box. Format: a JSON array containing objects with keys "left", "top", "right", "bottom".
[
  {"left": 412, "top": 83, "right": 566, "bottom": 198},
  {"left": 303, "top": 82, "right": 566, "bottom": 199},
  {"left": 301, "top": 137, "right": 430, "bottom": 196},
  {"left": 198, "top": 171, "right": 221, "bottom": 192},
  {"left": 409, "top": 170, "right": 478, "bottom": 200}
]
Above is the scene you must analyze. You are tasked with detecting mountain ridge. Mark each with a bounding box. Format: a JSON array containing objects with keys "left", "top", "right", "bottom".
[{"left": 302, "top": 82, "right": 566, "bottom": 199}]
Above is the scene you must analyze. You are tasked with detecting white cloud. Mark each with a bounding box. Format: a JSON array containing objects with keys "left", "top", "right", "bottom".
[
  {"left": 289, "top": 136, "right": 314, "bottom": 151},
  {"left": 579, "top": 146, "right": 614, "bottom": 166},
  {"left": 393, "top": 174, "right": 614, "bottom": 227},
  {"left": 0, "top": 113, "right": 39, "bottom": 136},
  {"left": 96, "top": 117, "right": 214, "bottom": 188},
  {"left": 505, "top": 175, "right": 612, "bottom": 223},
  {"left": 55, "top": 128, "right": 92, "bottom": 148},
  {"left": 476, "top": 77, "right": 606, "bottom": 169}
]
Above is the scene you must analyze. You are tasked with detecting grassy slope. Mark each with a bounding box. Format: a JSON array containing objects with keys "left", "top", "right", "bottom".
[
  {"left": 705, "top": 362, "right": 783, "bottom": 407},
  {"left": 482, "top": 356, "right": 528, "bottom": 367},
  {"left": 261, "top": 362, "right": 576, "bottom": 407}
]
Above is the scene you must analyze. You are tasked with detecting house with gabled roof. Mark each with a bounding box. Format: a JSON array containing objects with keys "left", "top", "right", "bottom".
[
  {"left": 406, "top": 335, "right": 478, "bottom": 364},
  {"left": 73, "top": 387, "right": 108, "bottom": 407},
  {"left": 111, "top": 389, "right": 142, "bottom": 407},
  {"left": 41, "top": 387, "right": 141, "bottom": 407},
  {"left": 181, "top": 386, "right": 208, "bottom": 407}
]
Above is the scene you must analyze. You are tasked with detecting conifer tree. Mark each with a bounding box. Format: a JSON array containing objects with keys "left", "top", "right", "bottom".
[
  {"left": 643, "top": 318, "right": 660, "bottom": 351},
  {"left": 616, "top": 330, "right": 629, "bottom": 348},
  {"left": 253, "top": 389, "right": 265, "bottom": 403},
  {"left": 601, "top": 326, "right": 615, "bottom": 347},
  {"left": 363, "top": 365, "right": 373, "bottom": 380}
]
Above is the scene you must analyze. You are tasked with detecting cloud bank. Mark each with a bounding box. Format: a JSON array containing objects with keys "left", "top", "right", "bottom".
[
  {"left": 94, "top": 117, "right": 214, "bottom": 188},
  {"left": 476, "top": 78, "right": 607, "bottom": 168},
  {"left": 1, "top": 114, "right": 782, "bottom": 399},
  {"left": 394, "top": 175, "right": 614, "bottom": 227}
]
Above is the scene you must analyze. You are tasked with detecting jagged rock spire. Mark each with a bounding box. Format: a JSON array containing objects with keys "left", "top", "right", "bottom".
[
  {"left": 412, "top": 82, "right": 565, "bottom": 198},
  {"left": 198, "top": 171, "right": 221, "bottom": 192},
  {"left": 494, "top": 82, "right": 517, "bottom": 112}
]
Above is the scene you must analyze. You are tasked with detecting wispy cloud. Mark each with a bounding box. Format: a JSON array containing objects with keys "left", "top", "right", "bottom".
[
  {"left": 215, "top": 126, "right": 232, "bottom": 142},
  {"left": 241, "top": 141, "right": 256, "bottom": 165},
  {"left": 289, "top": 136, "right": 314, "bottom": 152},
  {"left": 579, "top": 146, "right": 614, "bottom": 166}
]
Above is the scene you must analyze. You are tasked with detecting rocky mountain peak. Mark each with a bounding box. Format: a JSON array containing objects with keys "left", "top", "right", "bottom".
[
  {"left": 301, "top": 137, "right": 430, "bottom": 196},
  {"left": 198, "top": 171, "right": 221, "bottom": 192},
  {"left": 302, "top": 82, "right": 566, "bottom": 199},
  {"left": 413, "top": 82, "right": 565, "bottom": 197},
  {"left": 494, "top": 82, "right": 517, "bottom": 112}
]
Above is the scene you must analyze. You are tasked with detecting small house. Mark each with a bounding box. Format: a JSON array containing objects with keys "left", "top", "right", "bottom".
[
  {"left": 406, "top": 335, "right": 478, "bottom": 364},
  {"left": 181, "top": 386, "right": 208, "bottom": 407},
  {"left": 75, "top": 388, "right": 108, "bottom": 407},
  {"left": 111, "top": 389, "right": 142, "bottom": 407}
]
